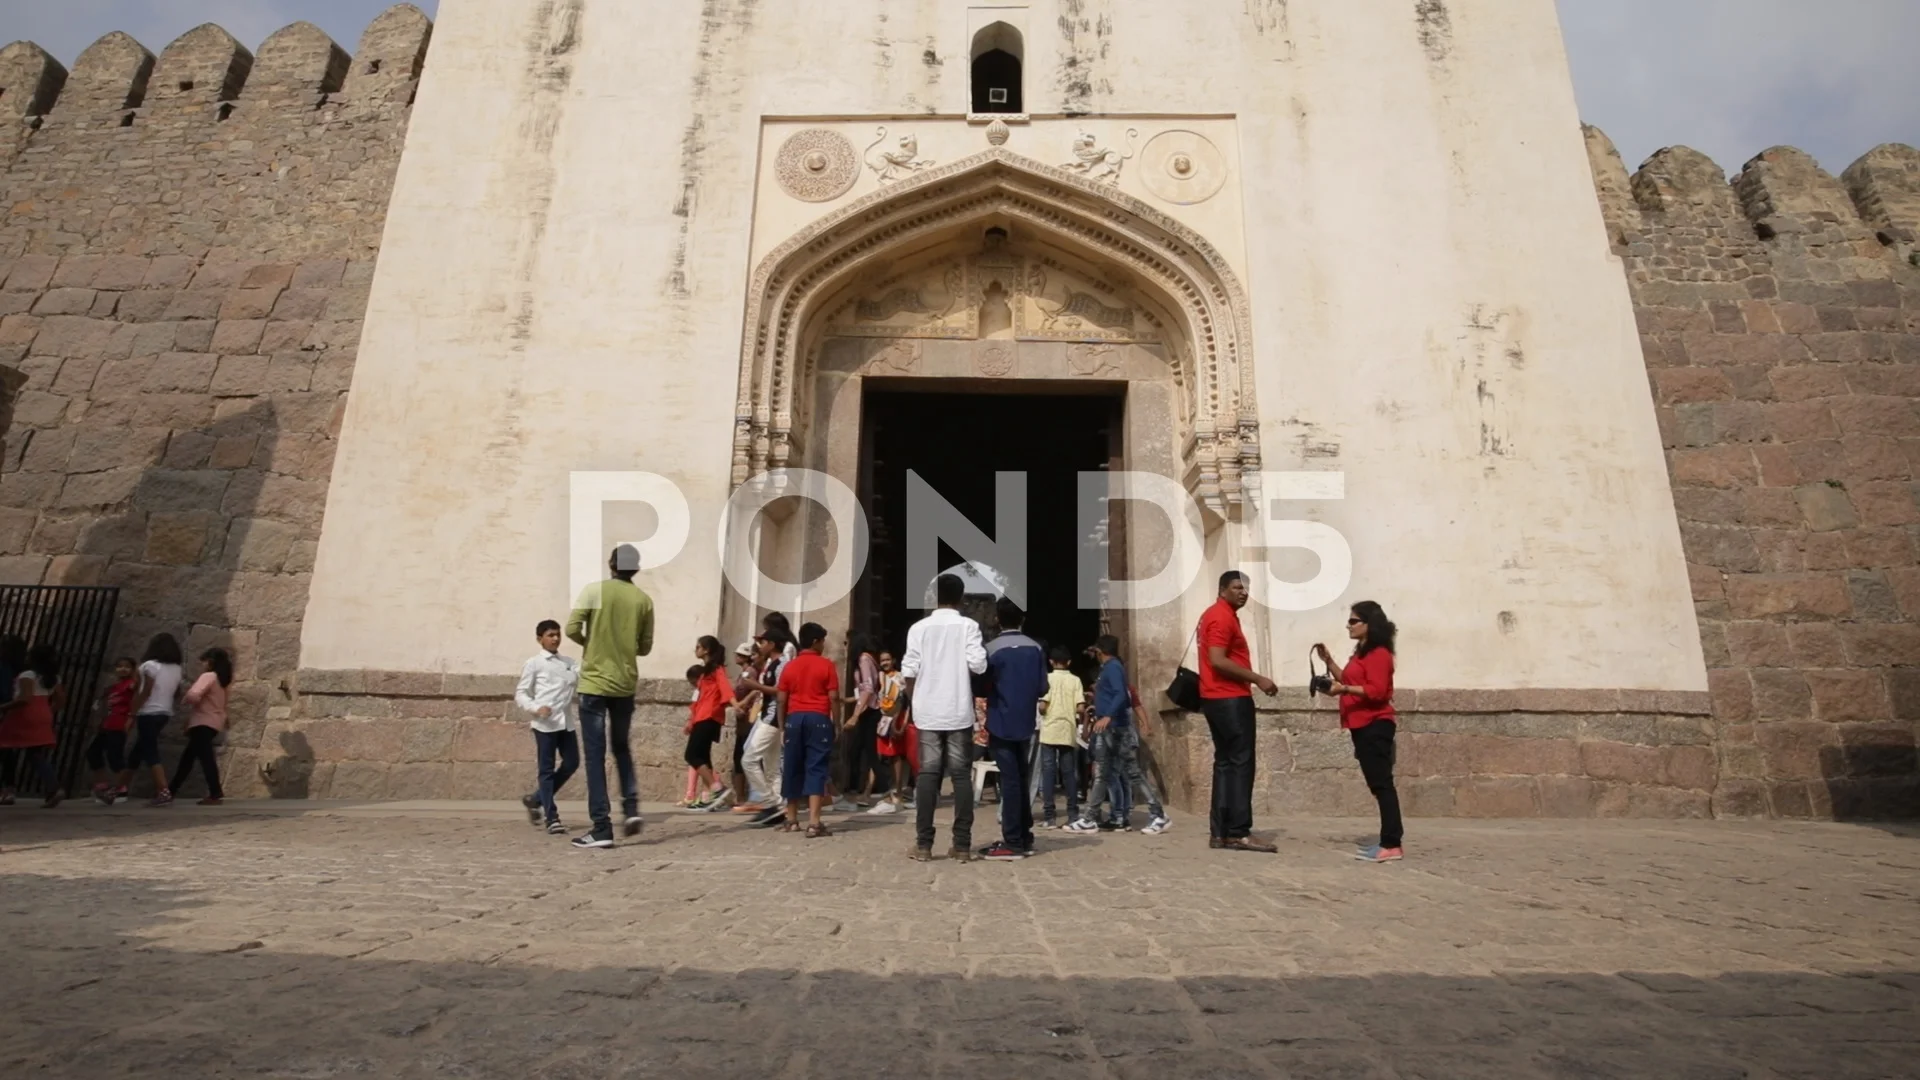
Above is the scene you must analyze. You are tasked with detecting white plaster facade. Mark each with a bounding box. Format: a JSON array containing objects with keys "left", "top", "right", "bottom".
[{"left": 303, "top": 0, "right": 1706, "bottom": 694}]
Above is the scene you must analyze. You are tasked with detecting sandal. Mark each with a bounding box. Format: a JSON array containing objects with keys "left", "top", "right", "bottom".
[
  {"left": 779, "top": 820, "right": 801, "bottom": 833},
  {"left": 806, "top": 823, "right": 833, "bottom": 839}
]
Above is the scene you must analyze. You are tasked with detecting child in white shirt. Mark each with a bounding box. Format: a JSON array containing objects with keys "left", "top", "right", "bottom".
[{"left": 516, "top": 619, "right": 581, "bottom": 834}]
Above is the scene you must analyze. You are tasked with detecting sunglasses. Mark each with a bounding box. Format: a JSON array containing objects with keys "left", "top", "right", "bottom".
[{"left": 1347, "top": 618, "right": 1364, "bottom": 625}]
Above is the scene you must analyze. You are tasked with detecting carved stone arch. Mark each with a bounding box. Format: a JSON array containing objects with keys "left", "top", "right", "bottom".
[{"left": 734, "top": 148, "right": 1261, "bottom": 516}]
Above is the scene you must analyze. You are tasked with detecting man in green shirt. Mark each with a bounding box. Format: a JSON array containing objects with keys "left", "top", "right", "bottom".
[{"left": 565, "top": 544, "right": 655, "bottom": 848}]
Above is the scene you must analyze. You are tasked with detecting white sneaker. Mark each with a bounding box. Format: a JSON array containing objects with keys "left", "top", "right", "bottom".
[
  {"left": 829, "top": 797, "right": 855, "bottom": 813},
  {"left": 867, "top": 799, "right": 900, "bottom": 814},
  {"left": 1063, "top": 819, "right": 1100, "bottom": 833},
  {"left": 1141, "top": 815, "right": 1172, "bottom": 835}
]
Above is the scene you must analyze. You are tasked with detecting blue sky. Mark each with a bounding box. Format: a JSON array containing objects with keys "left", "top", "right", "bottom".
[{"left": 7, "top": 1, "right": 1917, "bottom": 178}]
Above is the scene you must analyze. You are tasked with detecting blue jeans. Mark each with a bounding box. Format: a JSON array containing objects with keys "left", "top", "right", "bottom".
[
  {"left": 781, "top": 712, "right": 833, "bottom": 798},
  {"left": 988, "top": 735, "right": 1034, "bottom": 849},
  {"left": 1038, "top": 742, "right": 1078, "bottom": 823},
  {"left": 578, "top": 694, "right": 637, "bottom": 835},
  {"left": 1081, "top": 725, "right": 1163, "bottom": 825},
  {"left": 914, "top": 727, "right": 975, "bottom": 850},
  {"left": 530, "top": 729, "right": 580, "bottom": 824}
]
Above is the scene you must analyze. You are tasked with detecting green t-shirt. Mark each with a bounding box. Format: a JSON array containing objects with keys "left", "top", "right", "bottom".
[{"left": 565, "top": 578, "right": 655, "bottom": 698}]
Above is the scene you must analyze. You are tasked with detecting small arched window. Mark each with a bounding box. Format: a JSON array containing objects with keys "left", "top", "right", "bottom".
[{"left": 971, "top": 23, "right": 1023, "bottom": 114}]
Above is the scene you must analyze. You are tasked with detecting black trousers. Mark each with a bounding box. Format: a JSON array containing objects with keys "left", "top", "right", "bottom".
[
  {"left": 847, "top": 708, "right": 883, "bottom": 797},
  {"left": 1202, "top": 696, "right": 1257, "bottom": 840},
  {"left": 1350, "top": 720, "right": 1403, "bottom": 848},
  {"left": 171, "top": 726, "right": 224, "bottom": 799}
]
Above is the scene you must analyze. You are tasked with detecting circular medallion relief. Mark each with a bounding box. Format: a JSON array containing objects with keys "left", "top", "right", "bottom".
[
  {"left": 1140, "top": 130, "right": 1229, "bottom": 205},
  {"left": 776, "top": 129, "right": 860, "bottom": 202}
]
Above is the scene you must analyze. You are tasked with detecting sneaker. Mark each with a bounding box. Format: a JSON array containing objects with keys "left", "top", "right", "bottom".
[
  {"left": 1100, "top": 819, "right": 1128, "bottom": 832},
  {"left": 148, "top": 792, "right": 173, "bottom": 807},
  {"left": 979, "top": 842, "right": 1026, "bottom": 861},
  {"left": 571, "top": 830, "right": 615, "bottom": 849},
  {"left": 1141, "top": 815, "right": 1172, "bottom": 835},
  {"left": 701, "top": 792, "right": 732, "bottom": 812},
  {"left": 92, "top": 786, "right": 112, "bottom": 807},
  {"left": 622, "top": 815, "right": 644, "bottom": 838},
  {"left": 828, "top": 797, "right": 855, "bottom": 814},
  {"left": 908, "top": 845, "right": 934, "bottom": 861},
  {"left": 520, "top": 793, "right": 542, "bottom": 827},
  {"left": 866, "top": 799, "right": 900, "bottom": 815},
  {"left": 111, "top": 787, "right": 130, "bottom": 805},
  {"left": 747, "top": 805, "right": 782, "bottom": 825},
  {"left": 946, "top": 847, "right": 975, "bottom": 863},
  {"left": 0, "top": 794, "right": 14, "bottom": 805},
  {"left": 42, "top": 790, "right": 64, "bottom": 809},
  {"left": 1063, "top": 818, "right": 1100, "bottom": 833},
  {"left": 546, "top": 819, "right": 566, "bottom": 835},
  {"left": 1355, "top": 845, "right": 1404, "bottom": 863},
  {"left": 195, "top": 797, "right": 222, "bottom": 806}
]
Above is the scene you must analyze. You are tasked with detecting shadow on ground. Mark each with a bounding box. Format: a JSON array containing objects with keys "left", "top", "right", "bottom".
[{"left": 1, "top": 870, "right": 1915, "bottom": 1080}]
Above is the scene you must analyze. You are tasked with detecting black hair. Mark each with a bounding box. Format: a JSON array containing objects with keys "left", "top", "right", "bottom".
[
  {"left": 1094, "top": 634, "right": 1121, "bottom": 658},
  {"left": 0, "top": 634, "right": 26, "bottom": 672},
  {"left": 141, "top": 633, "right": 183, "bottom": 667},
  {"left": 113, "top": 656, "right": 136, "bottom": 671},
  {"left": 201, "top": 647, "right": 233, "bottom": 688},
  {"left": 535, "top": 619, "right": 561, "bottom": 637},
  {"left": 686, "top": 663, "right": 705, "bottom": 684},
  {"left": 696, "top": 635, "right": 726, "bottom": 675},
  {"left": 761, "top": 612, "right": 795, "bottom": 649},
  {"left": 1218, "top": 569, "right": 1247, "bottom": 592},
  {"left": 798, "top": 622, "right": 828, "bottom": 649},
  {"left": 935, "top": 573, "right": 965, "bottom": 606},
  {"left": 1351, "top": 600, "right": 1397, "bottom": 657},
  {"left": 1048, "top": 645, "right": 1072, "bottom": 665},
  {"left": 995, "top": 596, "right": 1025, "bottom": 629},
  {"left": 26, "top": 642, "right": 60, "bottom": 689}
]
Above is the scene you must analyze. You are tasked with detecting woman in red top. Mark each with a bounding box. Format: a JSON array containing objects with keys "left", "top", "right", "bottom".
[
  {"left": 681, "top": 636, "right": 735, "bottom": 809},
  {"left": 0, "top": 643, "right": 65, "bottom": 807},
  {"left": 1316, "top": 600, "right": 1403, "bottom": 863}
]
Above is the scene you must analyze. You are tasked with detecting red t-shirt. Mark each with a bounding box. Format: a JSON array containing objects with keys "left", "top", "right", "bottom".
[
  {"left": 102, "top": 677, "right": 135, "bottom": 731},
  {"left": 1197, "top": 598, "right": 1253, "bottom": 700},
  {"left": 689, "top": 668, "right": 733, "bottom": 725},
  {"left": 778, "top": 650, "right": 840, "bottom": 716},
  {"left": 1338, "top": 648, "right": 1396, "bottom": 730}
]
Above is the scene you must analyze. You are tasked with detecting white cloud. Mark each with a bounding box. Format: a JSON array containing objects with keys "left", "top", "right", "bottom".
[{"left": 1557, "top": 0, "right": 1920, "bottom": 176}]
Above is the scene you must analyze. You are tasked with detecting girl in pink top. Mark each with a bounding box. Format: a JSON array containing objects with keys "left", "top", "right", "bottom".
[{"left": 170, "top": 648, "right": 232, "bottom": 805}]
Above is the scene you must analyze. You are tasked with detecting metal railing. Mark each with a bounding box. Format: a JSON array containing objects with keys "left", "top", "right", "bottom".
[{"left": 0, "top": 585, "right": 120, "bottom": 796}]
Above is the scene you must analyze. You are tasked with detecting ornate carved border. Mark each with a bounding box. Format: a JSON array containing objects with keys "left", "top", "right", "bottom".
[{"left": 733, "top": 148, "right": 1262, "bottom": 515}]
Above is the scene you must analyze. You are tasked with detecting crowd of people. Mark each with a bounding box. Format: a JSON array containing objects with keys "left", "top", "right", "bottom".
[
  {"left": 514, "top": 546, "right": 1407, "bottom": 863},
  {"left": 0, "top": 631, "right": 234, "bottom": 808}
]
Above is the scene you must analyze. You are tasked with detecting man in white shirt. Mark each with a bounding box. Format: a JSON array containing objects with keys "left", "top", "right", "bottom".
[
  {"left": 515, "top": 619, "right": 581, "bottom": 834},
  {"left": 899, "top": 573, "right": 988, "bottom": 861}
]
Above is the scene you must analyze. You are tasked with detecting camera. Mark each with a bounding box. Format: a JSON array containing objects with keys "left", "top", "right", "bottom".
[{"left": 1309, "top": 674, "right": 1335, "bottom": 697}]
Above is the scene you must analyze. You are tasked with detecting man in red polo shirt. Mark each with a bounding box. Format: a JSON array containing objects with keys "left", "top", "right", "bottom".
[
  {"left": 776, "top": 622, "right": 841, "bottom": 837},
  {"left": 1198, "top": 570, "right": 1280, "bottom": 852}
]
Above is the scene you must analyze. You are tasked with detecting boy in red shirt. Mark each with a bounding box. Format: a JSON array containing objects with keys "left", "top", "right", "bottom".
[
  {"left": 776, "top": 622, "right": 840, "bottom": 837},
  {"left": 89, "top": 657, "right": 136, "bottom": 805}
]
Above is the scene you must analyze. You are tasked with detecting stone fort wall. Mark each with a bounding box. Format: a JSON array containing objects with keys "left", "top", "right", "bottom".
[{"left": 0, "top": 6, "right": 1914, "bottom": 816}]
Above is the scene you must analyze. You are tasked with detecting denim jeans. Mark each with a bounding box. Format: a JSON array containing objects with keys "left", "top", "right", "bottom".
[
  {"left": 1038, "top": 742, "right": 1079, "bottom": 823},
  {"left": 987, "top": 735, "right": 1034, "bottom": 849},
  {"left": 914, "top": 727, "right": 975, "bottom": 850},
  {"left": 1081, "top": 725, "right": 1163, "bottom": 825},
  {"left": 578, "top": 694, "right": 637, "bottom": 835},
  {"left": 530, "top": 728, "right": 581, "bottom": 824}
]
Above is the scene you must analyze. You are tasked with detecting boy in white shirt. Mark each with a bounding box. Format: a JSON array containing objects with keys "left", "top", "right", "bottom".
[{"left": 517, "top": 619, "right": 582, "bottom": 835}]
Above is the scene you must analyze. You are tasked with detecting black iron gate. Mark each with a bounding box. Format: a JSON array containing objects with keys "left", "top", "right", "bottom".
[{"left": 0, "top": 585, "right": 120, "bottom": 796}]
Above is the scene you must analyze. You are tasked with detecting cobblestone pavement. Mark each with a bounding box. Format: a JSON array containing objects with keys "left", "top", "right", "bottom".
[{"left": 2, "top": 800, "right": 1917, "bottom": 1079}]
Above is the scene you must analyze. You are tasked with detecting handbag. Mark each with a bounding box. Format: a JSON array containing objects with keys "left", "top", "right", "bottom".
[{"left": 1164, "top": 627, "right": 1202, "bottom": 712}]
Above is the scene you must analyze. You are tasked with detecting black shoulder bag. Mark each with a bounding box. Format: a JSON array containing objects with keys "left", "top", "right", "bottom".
[{"left": 1164, "top": 627, "right": 1202, "bottom": 712}]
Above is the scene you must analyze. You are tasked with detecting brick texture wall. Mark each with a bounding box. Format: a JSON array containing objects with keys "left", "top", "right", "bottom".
[
  {"left": 1588, "top": 130, "right": 1920, "bottom": 818},
  {"left": 0, "top": 8, "right": 431, "bottom": 780}
]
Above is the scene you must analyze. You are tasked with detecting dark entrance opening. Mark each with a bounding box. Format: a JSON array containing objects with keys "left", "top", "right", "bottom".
[
  {"left": 971, "top": 49, "right": 1023, "bottom": 114},
  {"left": 857, "top": 385, "right": 1120, "bottom": 660}
]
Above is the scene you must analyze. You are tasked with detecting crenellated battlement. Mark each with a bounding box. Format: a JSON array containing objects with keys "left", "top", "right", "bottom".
[
  {"left": 0, "top": 4, "right": 430, "bottom": 131},
  {"left": 1585, "top": 125, "right": 1920, "bottom": 270}
]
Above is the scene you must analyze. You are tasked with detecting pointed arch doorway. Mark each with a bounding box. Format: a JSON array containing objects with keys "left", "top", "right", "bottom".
[{"left": 730, "top": 150, "right": 1263, "bottom": 674}]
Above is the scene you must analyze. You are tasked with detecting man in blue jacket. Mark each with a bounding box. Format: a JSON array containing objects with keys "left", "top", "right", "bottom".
[
  {"left": 977, "top": 597, "right": 1050, "bottom": 861},
  {"left": 1068, "top": 635, "right": 1171, "bottom": 835}
]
